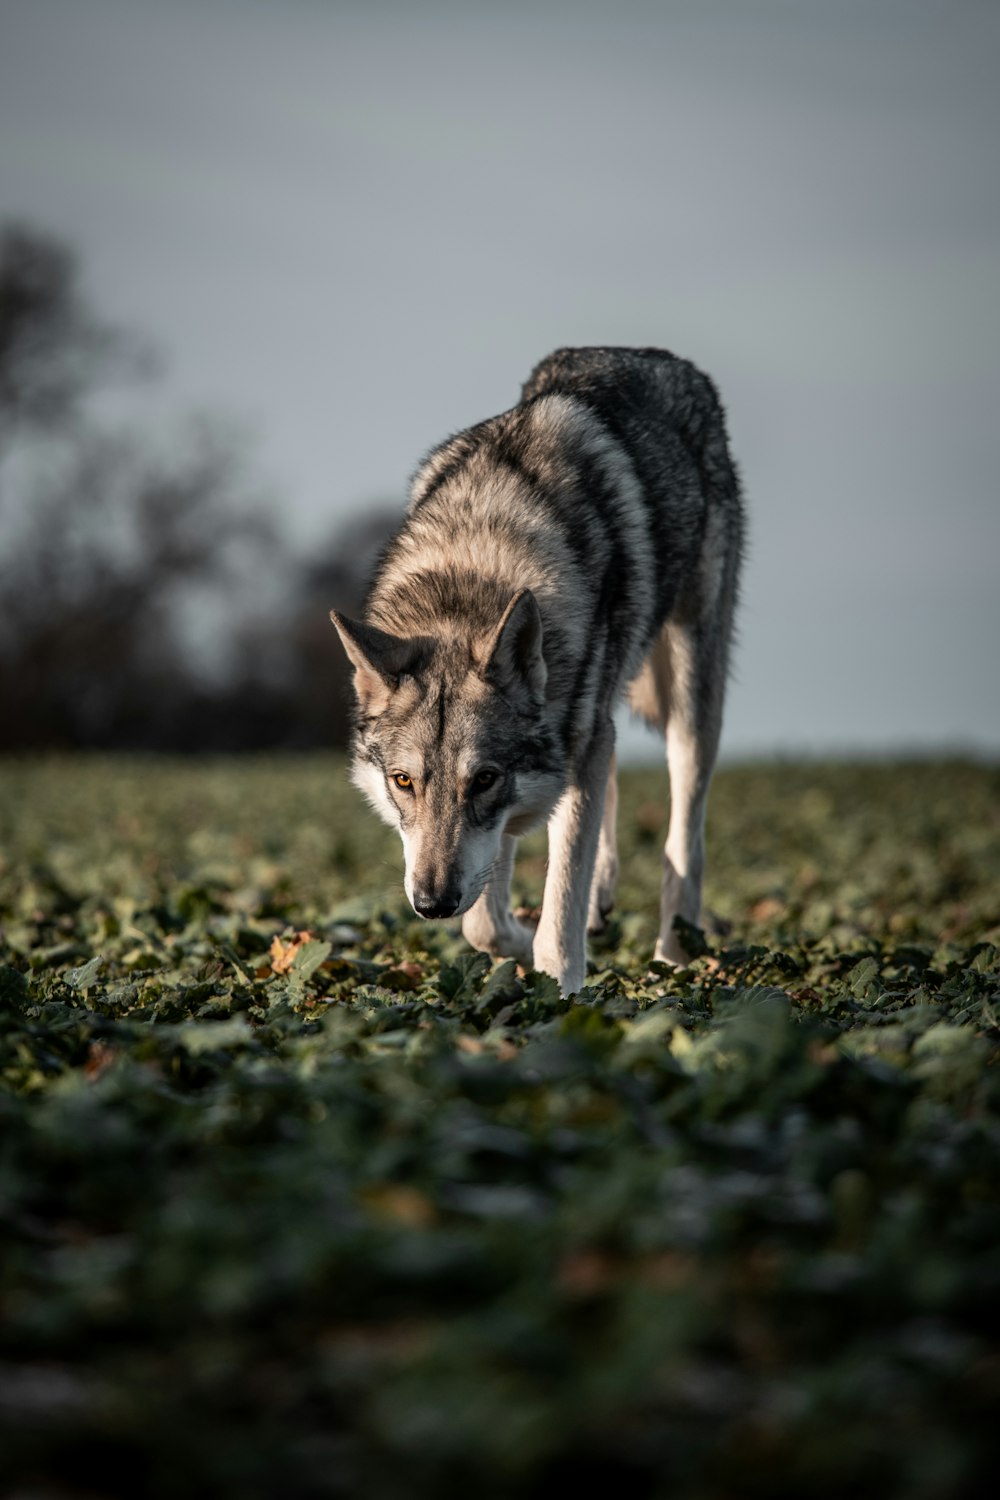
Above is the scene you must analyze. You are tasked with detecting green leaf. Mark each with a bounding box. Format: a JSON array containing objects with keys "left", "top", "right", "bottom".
[
  {"left": 559, "top": 1005, "right": 622, "bottom": 1053},
  {"left": 620, "top": 1005, "right": 677, "bottom": 1047},
  {"left": 64, "top": 955, "right": 104, "bottom": 991},
  {"left": 176, "top": 1017, "right": 253, "bottom": 1054},
  {"left": 475, "top": 959, "right": 523, "bottom": 1016},
  {"left": 846, "top": 955, "right": 880, "bottom": 997},
  {"left": 290, "top": 939, "right": 332, "bottom": 982},
  {"left": 438, "top": 950, "right": 492, "bottom": 1004}
]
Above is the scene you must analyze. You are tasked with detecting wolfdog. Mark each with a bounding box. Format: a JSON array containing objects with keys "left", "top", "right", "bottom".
[{"left": 331, "top": 346, "right": 744, "bottom": 995}]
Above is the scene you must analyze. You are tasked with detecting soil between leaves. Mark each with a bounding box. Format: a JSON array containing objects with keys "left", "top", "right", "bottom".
[{"left": 1, "top": 755, "right": 998, "bottom": 1498}]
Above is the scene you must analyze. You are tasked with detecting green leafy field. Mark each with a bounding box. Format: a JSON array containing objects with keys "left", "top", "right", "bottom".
[{"left": 1, "top": 756, "right": 998, "bottom": 1498}]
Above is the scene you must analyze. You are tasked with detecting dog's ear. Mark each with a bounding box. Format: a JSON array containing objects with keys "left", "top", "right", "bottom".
[
  {"left": 480, "top": 589, "right": 546, "bottom": 704},
  {"left": 330, "top": 611, "right": 429, "bottom": 713}
]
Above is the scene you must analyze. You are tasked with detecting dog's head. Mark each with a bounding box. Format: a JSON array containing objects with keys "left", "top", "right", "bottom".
[{"left": 331, "top": 589, "right": 562, "bottom": 919}]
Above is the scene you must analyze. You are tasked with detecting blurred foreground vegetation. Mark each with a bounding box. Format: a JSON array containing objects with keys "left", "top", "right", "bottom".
[{"left": 1, "top": 756, "right": 999, "bottom": 1497}]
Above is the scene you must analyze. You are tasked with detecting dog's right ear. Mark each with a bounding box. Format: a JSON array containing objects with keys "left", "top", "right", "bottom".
[
  {"left": 330, "top": 612, "right": 428, "bottom": 714},
  {"left": 480, "top": 588, "right": 547, "bottom": 706}
]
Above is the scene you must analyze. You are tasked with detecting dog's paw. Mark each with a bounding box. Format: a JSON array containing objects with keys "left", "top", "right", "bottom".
[
  {"left": 531, "top": 941, "right": 585, "bottom": 998},
  {"left": 495, "top": 919, "right": 535, "bottom": 969},
  {"left": 586, "top": 897, "right": 614, "bottom": 936},
  {"left": 654, "top": 914, "right": 708, "bottom": 966},
  {"left": 587, "top": 860, "right": 617, "bottom": 936}
]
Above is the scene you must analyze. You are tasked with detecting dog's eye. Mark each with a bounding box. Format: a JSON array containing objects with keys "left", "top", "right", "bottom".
[
  {"left": 472, "top": 770, "right": 498, "bottom": 793},
  {"left": 392, "top": 772, "right": 413, "bottom": 791}
]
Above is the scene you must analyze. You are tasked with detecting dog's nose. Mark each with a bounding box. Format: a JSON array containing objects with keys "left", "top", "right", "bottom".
[{"left": 412, "top": 889, "right": 461, "bottom": 920}]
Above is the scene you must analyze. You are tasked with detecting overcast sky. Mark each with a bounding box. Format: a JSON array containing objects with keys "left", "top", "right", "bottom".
[{"left": 1, "top": 0, "right": 998, "bottom": 759}]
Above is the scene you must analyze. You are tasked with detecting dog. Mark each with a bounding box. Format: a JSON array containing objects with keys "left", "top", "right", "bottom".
[{"left": 331, "top": 346, "right": 744, "bottom": 995}]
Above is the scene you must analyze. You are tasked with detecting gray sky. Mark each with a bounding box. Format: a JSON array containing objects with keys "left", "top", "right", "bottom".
[{"left": 1, "top": 0, "right": 998, "bottom": 759}]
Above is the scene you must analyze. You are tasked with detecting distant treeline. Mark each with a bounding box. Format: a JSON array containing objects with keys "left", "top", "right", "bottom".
[{"left": 0, "top": 222, "right": 398, "bottom": 752}]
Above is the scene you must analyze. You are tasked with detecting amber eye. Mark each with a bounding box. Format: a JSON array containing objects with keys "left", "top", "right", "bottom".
[
  {"left": 473, "top": 770, "right": 498, "bottom": 793},
  {"left": 392, "top": 772, "right": 413, "bottom": 791}
]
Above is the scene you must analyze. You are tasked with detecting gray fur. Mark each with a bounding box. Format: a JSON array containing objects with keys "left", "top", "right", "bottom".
[{"left": 331, "top": 346, "right": 745, "bottom": 993}]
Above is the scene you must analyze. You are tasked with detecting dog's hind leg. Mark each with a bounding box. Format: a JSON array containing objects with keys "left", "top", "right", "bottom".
[
  {"left": 462, "top": 833, "right": 535, "bottom": 968},
  {"left": 638, "top": 484, "right": 740, "bottom": 966},
  {"left": 587, "top": 751, "right": 618, "bottom": 934},
  {"left": 655, "top": 634, "right": 717, "bottom": 963},
  {"left": 653, "top": 608, "right": 731, "bottom": 966}
]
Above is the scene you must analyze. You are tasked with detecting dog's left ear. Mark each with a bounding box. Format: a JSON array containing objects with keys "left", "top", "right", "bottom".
[
  {"left": 481, "top": 588, "right": 547, "bottom": 704},
  {"left": 330, "top": 611, "right": 429, "bottom": 714}
]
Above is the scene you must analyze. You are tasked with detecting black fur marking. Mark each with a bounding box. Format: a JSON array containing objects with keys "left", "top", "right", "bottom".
[
  {"left": 435, "top": 683, "right": 447, "bottom": 749},
  {"left": 413, "top": 453, "right": 467, "bottom": 509},
  {"left": 520, "top": 346, "right": 729, "bottom": 620},
  {"left": 557, "top": 445, "right": 635, "bottom": 751},
  {"left": 466, "top": 776, "right": 508, "bottom": 831},
  {"left": 409, "top": 417, "right": 495, "bottom": 511},
  {"left": 490, "top": 427, "right": 599, "bottom": 580},
  {"left": 510, "top": 728, "right": 562, "bottom": 778},
  {"left": 375, "top": 568, "right": 518, "bottom": 640}
]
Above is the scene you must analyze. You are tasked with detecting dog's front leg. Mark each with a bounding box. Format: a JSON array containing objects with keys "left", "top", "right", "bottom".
[
  {"left": 462, "top": 832, "right": 535, "bottom": 967},
  {"left": 533, "top": 720, "right": 614, "bottom": 995}
]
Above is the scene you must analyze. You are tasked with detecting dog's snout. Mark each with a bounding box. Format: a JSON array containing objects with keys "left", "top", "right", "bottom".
[{"left": 412, "top": 886, "right": 461, "bottom": 920}]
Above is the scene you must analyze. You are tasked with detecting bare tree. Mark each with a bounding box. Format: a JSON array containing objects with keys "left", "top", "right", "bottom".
[
  {"left": 0, "top": 418, "right": 276, "bottom": 749},
  {"left": 0, "top": 222, "right": 149, "bottom": 450},
  {"left": 0, "top": 223, "right": 279, "bottom": 749},
  {"left": 0, "top": 220, "right": 400, "bottom": 752}
]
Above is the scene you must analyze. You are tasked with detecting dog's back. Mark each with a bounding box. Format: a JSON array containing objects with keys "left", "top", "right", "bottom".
[
  {"left": 366, "top": 346, "right": 743, "bottom": 766},
  {"left": 520, "top": 345, "right": 742, "bottom": 607}
]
